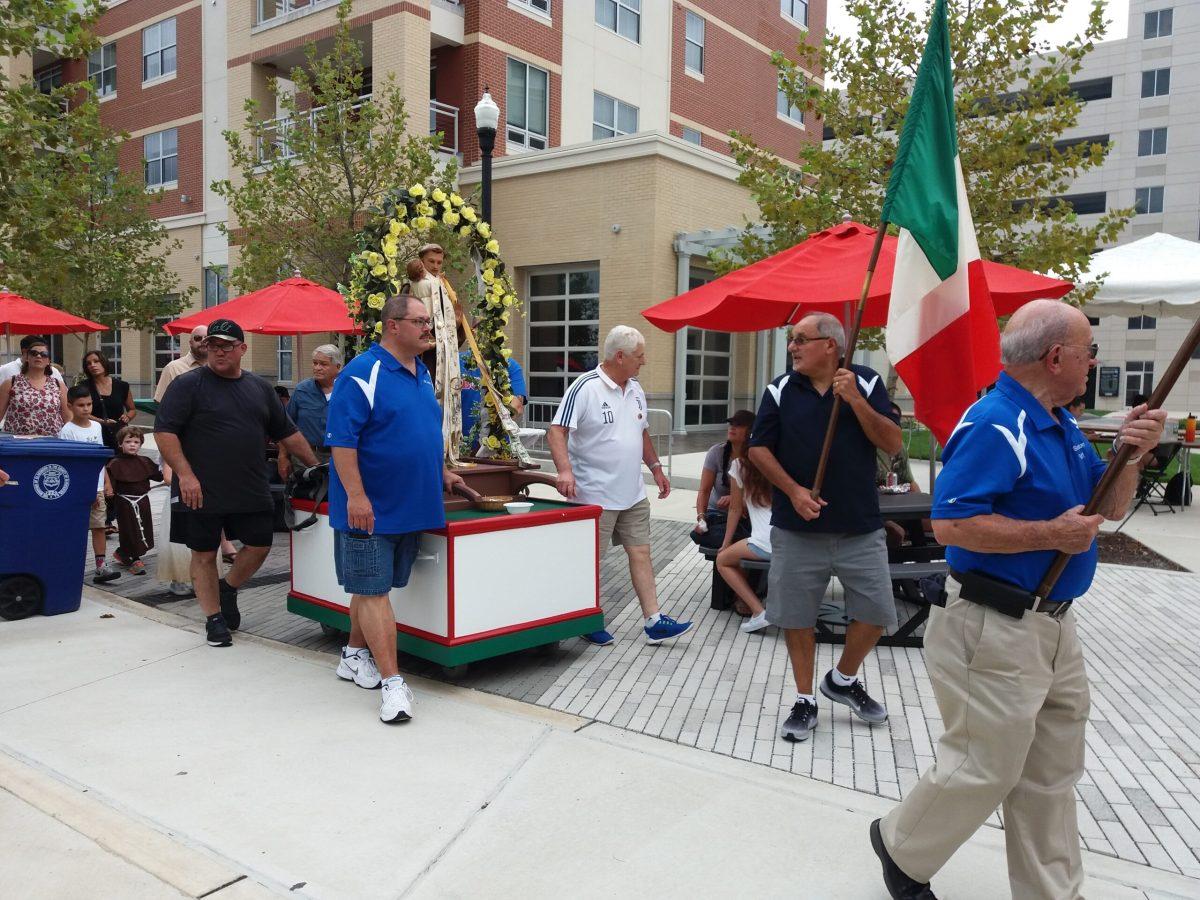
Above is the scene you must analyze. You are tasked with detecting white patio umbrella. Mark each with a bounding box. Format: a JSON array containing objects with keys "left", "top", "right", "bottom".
[{"left": 1078, "top": 232, "right": 1200, "bottom": 318}]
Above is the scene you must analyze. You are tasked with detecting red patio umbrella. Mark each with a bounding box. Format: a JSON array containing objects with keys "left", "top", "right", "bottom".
[
  {"left": 642, "top": 222, "right": 1074, "bottom": 333},
  {"left": 163, "top": 277, "right": 360, "bottom": 336},
  {"left": 0, "top": 292, "right": 108, "bottom": 335}
]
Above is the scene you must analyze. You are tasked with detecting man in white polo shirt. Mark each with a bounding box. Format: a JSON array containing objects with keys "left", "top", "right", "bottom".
[{"left": 549, "top": 325, "right": 693, "bottom": 646}]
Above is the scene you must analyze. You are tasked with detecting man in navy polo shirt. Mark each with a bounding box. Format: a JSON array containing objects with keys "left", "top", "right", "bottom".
[
  {"left": 749, "top": 313, "right": 902, "bottom": 742},
  {"left": 325, "top": 294, "right": 466, "bottom": 725},
  {"left": 873, "top": 300, "right": 1165, "bottom": 900}
]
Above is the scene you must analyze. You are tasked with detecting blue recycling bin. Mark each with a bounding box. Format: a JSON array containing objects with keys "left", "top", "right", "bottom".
[{"left": 0, "top": 436, "right": 111, "bottom": 620}]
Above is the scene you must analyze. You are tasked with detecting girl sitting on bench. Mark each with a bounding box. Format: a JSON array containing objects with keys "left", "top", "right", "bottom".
[{"left": 717, "top": 450, "right": 774, "bottom": 634}]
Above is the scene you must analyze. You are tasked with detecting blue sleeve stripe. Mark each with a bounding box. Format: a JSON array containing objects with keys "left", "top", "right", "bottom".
[{"left": 557, "top": 372, "right": 598, "bottom": 425}]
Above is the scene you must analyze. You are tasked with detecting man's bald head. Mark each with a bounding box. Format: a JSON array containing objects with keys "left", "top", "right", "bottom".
[
  {"left": 191, "top": 325, "right": 208, "bottom": 340},
  {"left": 1001, "top": 299, "right": 1088, "bottom": 366},
  {"left": 189, "top": 324, "right": 209, "bottom": 360}
]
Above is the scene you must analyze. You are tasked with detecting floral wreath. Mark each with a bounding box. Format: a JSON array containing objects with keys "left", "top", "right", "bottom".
[{"left": 343, "top": 183, "right": 522, "bottom": 459}]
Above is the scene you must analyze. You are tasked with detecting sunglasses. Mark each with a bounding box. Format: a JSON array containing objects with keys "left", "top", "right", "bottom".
[{"left": 27, "top": 349, "right": 50, "bottom": 358}]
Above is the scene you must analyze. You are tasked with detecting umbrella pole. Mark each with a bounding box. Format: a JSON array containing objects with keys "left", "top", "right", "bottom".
[
  {"left": 1033, "top": 314, "right": 1200, "bottom": 600},
  {"left": 811, "top": 224, "right": 888, "bottom": 502}
]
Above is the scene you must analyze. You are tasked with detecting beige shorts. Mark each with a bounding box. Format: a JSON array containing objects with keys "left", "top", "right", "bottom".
[
  {"left": 89, "top": 491, "right": 106, "bottom": 529},
  {"left": 598, "top": 497, "right": 652, "bottom": 548}
]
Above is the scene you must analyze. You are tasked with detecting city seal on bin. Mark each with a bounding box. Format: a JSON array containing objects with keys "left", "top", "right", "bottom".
[{"left": 32, "top": 463, "right": 70, "bottom": 500}]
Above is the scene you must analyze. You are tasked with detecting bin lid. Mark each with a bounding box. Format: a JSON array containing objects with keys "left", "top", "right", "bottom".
[{"left": 0, "top": 435, "right": 113, "bottom": 459}]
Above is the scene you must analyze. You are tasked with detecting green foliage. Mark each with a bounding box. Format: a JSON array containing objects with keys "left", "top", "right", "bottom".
[
  {"left": 1, "top": 0, "right": 187, "bottom": 330},
  {"left": 213, "top": 0, "right": 459, "bottom": 295},
  {"left": 721, "top": 0, "right": 1130, "bottom": 307}
]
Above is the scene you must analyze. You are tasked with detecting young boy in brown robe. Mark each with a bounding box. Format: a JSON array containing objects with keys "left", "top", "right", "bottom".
[{"left": 106, "top": 426, "right": 164, "bottom": 575}]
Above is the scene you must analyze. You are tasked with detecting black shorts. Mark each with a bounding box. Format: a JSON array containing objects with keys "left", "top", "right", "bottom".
[{"left": 181, "top": 510, "right": 275, "bottom": 552}]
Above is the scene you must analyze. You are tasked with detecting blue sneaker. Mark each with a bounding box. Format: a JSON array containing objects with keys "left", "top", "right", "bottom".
[
  {"left": 582, "top": 629, "right": 615, "bottom": 646},
  {"left": 644, "top": 614, "right": 692, "bottom": 644}
]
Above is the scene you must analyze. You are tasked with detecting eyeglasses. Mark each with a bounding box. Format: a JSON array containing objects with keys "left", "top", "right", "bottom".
[
  {"left": 787, "top": 333, "right": 830, "bottom": 347},
  {"left": 204, "top": 341, "right": 239, "bottom": 353},
  {"left": 27, "top": 349, "right": 50, "bottom": 358},
  {"left": 391, "top": 316, "right": 433, "bottom": 329},
  {"left": 1040, "top": 342, "right": 1098, "bottom": 360}
]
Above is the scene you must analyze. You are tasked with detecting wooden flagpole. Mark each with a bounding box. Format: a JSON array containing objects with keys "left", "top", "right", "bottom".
[
  {"left": 1034, "top": 314, "right": 1200, "bottom": 600},
  {"left": 810, "top": 223, "right": 888, "bottom": 502}
]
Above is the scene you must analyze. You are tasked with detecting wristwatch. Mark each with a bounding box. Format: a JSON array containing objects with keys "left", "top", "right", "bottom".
[{"left": 649, "top": 461, "right": 662, "bottom": 471}]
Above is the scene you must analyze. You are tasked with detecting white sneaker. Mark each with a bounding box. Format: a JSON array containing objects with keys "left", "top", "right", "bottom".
[
  {"left": 336, "top": 648, "right": 382, "bottom": 689},
  {"left": 740, "top": 610, "right": 771, "bottom": 634},
  {"left": 168, "top": 581, "right": 192, "bottom": 597},
  {"left": 379, "top": 677, "right": 414, "bottom": 723}
]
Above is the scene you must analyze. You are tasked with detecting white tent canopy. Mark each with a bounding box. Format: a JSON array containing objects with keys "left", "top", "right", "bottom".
[{"left": 1077, "top": 232, "right": 1200, "bottom": 319}]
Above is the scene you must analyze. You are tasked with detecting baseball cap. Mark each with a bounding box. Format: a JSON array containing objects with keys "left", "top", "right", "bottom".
[
  {"left": 727, "top": 410, "right": 756, "bottom": 428},
  {"left": 205, "top": 318, "right": 244, "bottom": 343}
]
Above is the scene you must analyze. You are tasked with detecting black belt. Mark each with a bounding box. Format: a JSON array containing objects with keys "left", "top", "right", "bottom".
[{"left": 949, "top": 569, "right": 1074, "bottom": 620}]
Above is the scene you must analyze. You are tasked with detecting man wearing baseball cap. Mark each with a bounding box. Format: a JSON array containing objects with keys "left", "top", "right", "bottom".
[{"left": 156, "top": 318, "right": 319, "bottom": 647}]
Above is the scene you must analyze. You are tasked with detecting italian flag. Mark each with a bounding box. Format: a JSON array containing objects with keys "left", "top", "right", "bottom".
[{"left": 883, "top": 0, "right": 1001, "bottom": 446}]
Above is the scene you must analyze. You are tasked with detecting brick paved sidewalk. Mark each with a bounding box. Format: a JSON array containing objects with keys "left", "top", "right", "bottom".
[{"left": 93, "top": 517, "right": 1200, "bottom": 880}]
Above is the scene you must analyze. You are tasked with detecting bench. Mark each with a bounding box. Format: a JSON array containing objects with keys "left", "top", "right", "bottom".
[{"left": 697, "top": 546, "right": 948, "bottom": 649}]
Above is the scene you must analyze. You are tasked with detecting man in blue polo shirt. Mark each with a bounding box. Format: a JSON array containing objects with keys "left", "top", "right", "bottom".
[
  {"left": 749, "top": 312, "right": 903, "bottom": 742},
  {"left": 873, "top": 300, "right": 1165, "bottom": 900},
  {"left": 325, "top": 294, "right": 465, "bottom": 725}
]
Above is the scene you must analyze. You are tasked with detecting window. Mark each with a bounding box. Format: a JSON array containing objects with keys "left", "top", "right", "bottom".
[
  {"left": 36, "top": 65, "right": 63, "bottom": 95},
  {"left": 1128, "top": 315, "right": 1157, "bottom": 330},
  {"left": 685, "top": 12, "right": 704, "bottom": 74},
  {"left": 684, "top": 271, "right": 731, "bottom": 427},
  {"left": 154, "top": 311, "right": 180, "bottom": 383},
  {"left": 681, "top": 126, "right": 702, "bottom": 146},
  {"left": 1069, "top": 77, "right": 1112, "bottom": 102},
  {"left": 513, "top": 0, "right": 550, "bottom": 12},
  {"left": 1135, "top": 186, "right": 1164, "bottom": 214},
  {"left": 506, "top": 58, "right": 549, "bottom": 151},
  {"left": 98, "top": 329, "right": 123, "bottom": 378},
  {"left": 1144, "top": 9, "right": 1173, "bottom": 39},
  {"left": 142, "top": 18, "right": 177, "bottom": 82},
  {"left": 777, "top": 86, "right": 804, "bottom": 125},
  {"left": 596, "top": 0, "right": 640, "bottom": 43},
  {"left": 1138, "top": 127, "right": 1168, "bottom": 156},
  {"left": 1126, "top": 361, "right": 1154, "bottom": 405},
  {"left": 527, "top": 268, "right": 600, "bottom": 401},
  {"left": 88, "top": 42, "right": 116, "bottom": 97},
  {"left": 204, "top": 266, "right": 229, "bottom": 309},
  {"left": 277, "top": 336, "right": 294, "bottom": 382},
  {"left": 781, "top": 0, "right": 809, "bottom": 27},
  {"left": 144, "top": 128, "right": 178, "bottom": 188},
  {"left": 592, "top": 91, "right": 638, "bottom": 139},
  {"left": 1141, "top": 68, "right": 1170, "bottom": 98}
]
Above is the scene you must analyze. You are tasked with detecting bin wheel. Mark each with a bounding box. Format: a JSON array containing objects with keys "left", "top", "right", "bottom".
[
  {"left": 0, "top": 575, "right": 45, "bottom": 621},
  {"left": 441, "top": 664, "right": 469, "bottom": 679},
  {"left": 319, "top": 623, "right": 348, "bottom": 639}
]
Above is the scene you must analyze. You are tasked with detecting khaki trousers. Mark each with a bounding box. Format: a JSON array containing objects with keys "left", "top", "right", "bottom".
[{"left": 881, "top": 579, "right": 1090, "bottom": 900}]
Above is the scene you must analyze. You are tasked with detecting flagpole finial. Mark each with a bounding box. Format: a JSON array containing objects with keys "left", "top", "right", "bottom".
[
  {"left": 842, "top": 213, "right": 852, "bottom": 223},
  {"left": 292, "top": 268, "right": 302, "bottom": 278}
]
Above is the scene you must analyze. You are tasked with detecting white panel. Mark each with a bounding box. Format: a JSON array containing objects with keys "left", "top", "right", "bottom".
[
  {"left": 451, "top": 518, "right": 597, "bottom": 637},
  {"left": 290, "top": 513, "right": 449, "bottom": 638}
]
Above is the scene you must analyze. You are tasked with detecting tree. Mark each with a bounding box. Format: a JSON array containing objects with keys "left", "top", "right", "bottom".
[
  {"left": 213, "top": 0, "right": 459, "bottom": 295},
  {"left": 3, "top": 96, "right": 191, "bottom": 330},
  {"left": 720, "top": 0, "right": 1129, "bottom": 302}
]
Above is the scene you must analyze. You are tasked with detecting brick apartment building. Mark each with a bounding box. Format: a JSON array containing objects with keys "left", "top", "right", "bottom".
[{"left": 25, "top": 0, "right": 824, "bottom": 434}]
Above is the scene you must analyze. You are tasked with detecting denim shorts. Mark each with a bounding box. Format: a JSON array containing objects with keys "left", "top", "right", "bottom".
[
  {"left": 747, "top": 541, "right": 772, "bottom": 561},
  {"left": 334, "top": 530, "right": 421, "bottom": 596}
]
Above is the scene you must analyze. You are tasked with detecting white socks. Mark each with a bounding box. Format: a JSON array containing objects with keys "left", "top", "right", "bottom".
[
  {"left": 343, "top": 645, "right": 367, "bottom": 659},
  {"left": 646, "top": 613, "right": 662, "bottom": 627},
  {"left": 830, "top": 667, "right": 858, "bottom": 687},
  {"left": 796, "top": 692, "right": 815, "bottom": 704}
]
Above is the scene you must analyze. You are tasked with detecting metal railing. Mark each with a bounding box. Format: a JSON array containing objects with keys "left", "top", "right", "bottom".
[
  {"left": 257, "top": 95, "right": 370, "bottom": 162},
  {"left": 524, "top": 400, "right": 674, "bottom": 480},
  {"left": 429, "top": 100, "right": 459, "bottom": 155}
]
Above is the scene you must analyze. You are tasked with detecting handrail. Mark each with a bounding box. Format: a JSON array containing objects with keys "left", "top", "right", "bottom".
[
  {"left": 256, "top": 94, "right": 371, "bottom": 162},
  {"left": 429, "top": 100, "right": 459, "bottom": 155}
]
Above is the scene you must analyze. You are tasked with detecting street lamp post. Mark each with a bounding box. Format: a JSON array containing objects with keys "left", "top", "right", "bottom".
[{"left": 473, "top": 89, "right": 500, "bottom": 224}]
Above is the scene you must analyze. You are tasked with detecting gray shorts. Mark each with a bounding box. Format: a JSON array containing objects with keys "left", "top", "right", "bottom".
[
  {"left": 598, "top": 497, "right": 652, "bottom": 548},
  {"left": 766, "top": 528, "right": 897, "bottom": 629}
]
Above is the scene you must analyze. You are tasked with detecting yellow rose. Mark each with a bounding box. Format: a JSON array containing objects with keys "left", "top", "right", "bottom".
[
  {"left": 408, "top": 184, "right": 426, "bottom": 198},
  {"left": 485, "top": 239, "right": 500, "bottom": 254},
  {"left": 482, "top": 269, "right": 495, "bottom": 284},
  {"left": 371, "top": 265, "right": 388, "bottom": 277},
  {"left": 431, "top": 188, "right": 447, "bottom": 203},
  {"left": 483, "top": 257, "right": 498, "bottom": 270},
  {"left": 395, "top": 221, "right": 409, "bottom": 234},
  {"left": 461, "top": 206, "right": 477, "bottom": 223},
  {"left": 360, "top": 250, "right": 374, "bottom": 263},
  {"left": 388, "top": 219, "right": 402, "bottom": 237},
  {"left": 500, "top": 311, "right": 510, "bottom": 325},
  {"left": 367, "top": 293, "right": 385, "bottom": 310},
  {"left": 486, "top": 296, "right": 500, "bottom": 309},
  {"left": 394, "top": 205, "right": 407, "bottom": 219},
  {"left": 442, "top": 211, "right": 460, "bottom": 226},
  {"left": 459, "top": 225, "right": 472, "bottom": 237},
  {"left": 382, "top": 240, "right": 398, "bottom": 260},
  {"left": 416, "top": 201, "right": 434, "bottom": 217},
  {"left": 387, "top": 262, "right": 398, "bottom": 278},
  {"left": 477, "top": 222, "right": 491, "bottom": 238},
  {"left": 373, "top": 321, "right": 383, "bottom": 334},
  {"left": 450, "top": 193, "right": 464, "bottom": 207},
  {"left": 503, "top": 295, "right": 514, "bottom": 307}
]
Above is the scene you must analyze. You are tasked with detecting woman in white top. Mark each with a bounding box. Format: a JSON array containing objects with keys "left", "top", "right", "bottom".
[{"left": 717, "top": 451, "right": 774, "bottom": 633}]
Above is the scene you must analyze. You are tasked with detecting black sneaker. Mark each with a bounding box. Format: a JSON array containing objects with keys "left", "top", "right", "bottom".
[
  {"left": 820, "top": 670, "right": 888, "bottom": 724},
  {"left": 218, "top": 579, "right": 241, "bottom": 632},
  {"left": 780, "top": 699, "right": 818, "bottom": 742},
  {"left": 871, "top": 819, "right": 938, "bottom": 899},
  {"left": 206, "top": 613, "right": 233, "bottom": 648}
]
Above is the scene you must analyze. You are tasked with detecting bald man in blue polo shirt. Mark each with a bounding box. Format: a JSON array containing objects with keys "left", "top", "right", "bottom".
[
  {"left": 872, "top": 300, "right": 1165, "bottom": 900},
  {"left": 325, "top": 294, "right": 466, "bottom": 725}
]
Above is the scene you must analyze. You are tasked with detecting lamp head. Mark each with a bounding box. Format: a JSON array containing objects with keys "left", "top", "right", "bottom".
[{"left": 474, "top": 89, "right": 500, "bottom": 132}]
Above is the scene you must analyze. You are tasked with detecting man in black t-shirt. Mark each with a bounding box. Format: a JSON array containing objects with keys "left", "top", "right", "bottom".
[{"left": 156, "top": 318, "right": 318, "bottom": 648}]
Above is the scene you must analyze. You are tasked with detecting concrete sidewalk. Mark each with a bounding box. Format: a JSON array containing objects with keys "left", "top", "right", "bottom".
[{"left": 2, "top": 591, "right": 1197, "bottom": 899}]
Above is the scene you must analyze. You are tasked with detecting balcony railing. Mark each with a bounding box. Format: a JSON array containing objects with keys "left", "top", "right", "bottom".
[
  {"left": 258, "top": 0, "right": 319, "bottom": 26},
  {"left": 256, "top": 95, "right": 371, "bottom": 162},
  {"left": 430, "top": 100, "right": 459, "bottom": 155}
]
